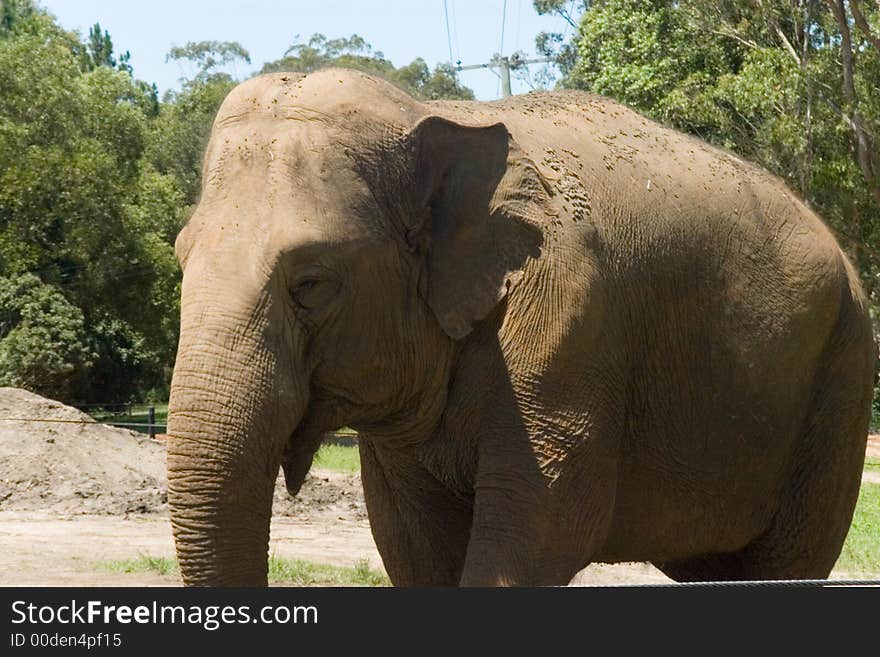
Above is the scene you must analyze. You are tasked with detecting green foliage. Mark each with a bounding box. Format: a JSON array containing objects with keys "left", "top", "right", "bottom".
[
  {"left": 570, "top": 1, "right": 735, "bottom": 117},
  {"left": 81, "top": 22, "right": 131, "bottom": 75},
  {"left": 261, "top": 33, "right": 387, "bottom": 75},
  {"left": 101, "top": 554, "right": 178, "bottom": 577},
  {"left": 0, "top": 274, "right": 93, "bottom": 401},
  {"left": 872, "top": 395, "right": 880, "bottom": 431},
  {"left": 166, "top": 40, "right": 250, "bottom": 84},
  {"left": 0, "top": 0, "right": 36, "bottom": 36},
  {"left": 533, "top": 0, "right": 588, "bottom": 79},
  {"left": 85, "top": 317, "right": 158, "bottom": 403},
  {"left": 98, "top": 554, "right": 391, "bottom": 586},
  {"left": 836, "top": 483, "right": 880, "bottom": 575},
  {"left": 261, "top": 33, "right": 474, "bottom": 100},
  {"left": 0, "top": 7, "right": 182, "bottom": 403},
  {"left": 313, "top": 444, "right": 361, "bottom": 472}
]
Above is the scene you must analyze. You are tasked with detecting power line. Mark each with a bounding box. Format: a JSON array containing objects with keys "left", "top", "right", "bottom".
[
  {"left": 0, "top": 417, "right": 359, "bottom": 442},
  {"left": 561, "top": 0, "right": 578, "bottom": 39},
  {"left": 497, "top": 0, "right": 508, "bottom": 97},
  {"left": 0, "top": 417, "right": 166, "bottom": 429},
  {"left": 499, "top": 0, "right": 508, "bottom": 56},
  {"left": 451, "top": 0, "right": 461, "bottom": 65},
  {"left": 457, "top": 53, "right": 554, "bottom": 99},
  {"left": 515, "top": 0, "right": 522, "bottom": 52},
  {"left": 443, "top": 0, "right": 455, "bottom": 66},
  {"left": 8, "top": 258, "right": 174, "bottom": 289}
]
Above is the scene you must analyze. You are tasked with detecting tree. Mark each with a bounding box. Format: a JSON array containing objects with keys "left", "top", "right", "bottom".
[
  {"left": 166, "top": 40, "right": 251, "bottom": 83},
  {"left": 78, "top": 21, "right": 154, "bottom": 112},
  {"left": 391, "top": 58, "right": 475, "bottom": 100},
  {"left": 0, "top": 0, "right": 35, "bottom": 35},
  {"left": 533, "top": 0, "right": 589, "bottom": 80},
  {"left": 261, "top": 33, "right": 389, "bottom": 75},
  {"left": 82, "top": 22, "right": 132, "bottom": 73},
  {"left": 0, "top": 8, "right": 183, "bottom": 402},
  {"left": 0, "top": 274, "right": 93, "bottom": 401}
]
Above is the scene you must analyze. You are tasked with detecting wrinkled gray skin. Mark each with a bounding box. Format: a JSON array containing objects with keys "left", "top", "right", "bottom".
[{"left": 167, "top": 69, "right": 875, "bottom": 586}]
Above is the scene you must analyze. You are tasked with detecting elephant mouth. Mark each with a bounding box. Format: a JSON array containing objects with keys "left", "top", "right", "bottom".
[{"left": 280, "top": 412, "right": 330, "bottom": 497}]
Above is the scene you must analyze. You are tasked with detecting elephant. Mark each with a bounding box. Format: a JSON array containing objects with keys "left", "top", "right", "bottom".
[{"left": 166, "top": 68, "right": 876, "bottom": 586}]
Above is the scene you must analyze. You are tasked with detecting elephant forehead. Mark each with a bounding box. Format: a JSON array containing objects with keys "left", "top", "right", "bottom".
[
  {"left": 201, "top": 123, "right": 368, "bottom": 214},
  {"left": 193, "top": 128, "right": 387, "bottom": 251},
  {"left": 183, "top": 197, "right": 384, "bottom": 281},
  {"left": 214, "top": 70, "right": 425, "bottom": 130},
  {"left": 205, "top": 119, "right": 330, "bottom": 170}
]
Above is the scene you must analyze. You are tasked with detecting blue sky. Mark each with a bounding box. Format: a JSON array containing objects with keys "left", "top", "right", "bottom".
[{"left": 39, "top": 1, "right": 576, "bottom": 100}]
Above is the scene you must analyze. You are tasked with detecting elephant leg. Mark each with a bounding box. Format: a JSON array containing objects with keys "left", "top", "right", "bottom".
[
  {"left": 459, "top": 430, "right": 618, "bottom": 586},
  {"left": 657, "top": 337, "right": 870, "bottom": 583},
  {"left": 359, "top": 440, "right": 473, "bottom": 586},
  {"left": 656, "top": 459, "right": 863, "bottom": 583}
]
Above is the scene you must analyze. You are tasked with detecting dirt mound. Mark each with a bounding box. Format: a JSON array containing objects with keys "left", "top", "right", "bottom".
[
  {"left": 0, "top": 387, "right": 365, "bottom": 520},
  {"left": 0, "top": 387, "right": 167, "bottom": 514},
  {"left": 273, "top": 471, "right": 367, "bottom": 522}
]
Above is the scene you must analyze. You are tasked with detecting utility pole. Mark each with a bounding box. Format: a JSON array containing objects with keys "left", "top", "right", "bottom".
[{"left": 456, "top": 55, "right": 554, "bottom": 98}]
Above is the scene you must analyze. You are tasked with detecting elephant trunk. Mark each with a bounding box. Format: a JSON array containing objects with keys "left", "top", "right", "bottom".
[{"left": 166, "top": 282, "right": 307, "bottom": 586}]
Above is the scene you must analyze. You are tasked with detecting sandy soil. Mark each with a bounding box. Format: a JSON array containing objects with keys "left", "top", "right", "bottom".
[
  {"left": 0, "top": 462, "right": 675, "bottom": 586},
  {"left": 0, "top": 493, "right": 380, "bottom": 587},
  {"left": 0, "top": 388, "right": 167, "bottom": 515},
  {"left": 0, "top": 505, "right": 868, "bottom": 587},
  {"left": 0, "top": 501, "right": 673, "bottom": 587},
  {"left": 0, "top": 387, "right": 366, "bottom": 522}
]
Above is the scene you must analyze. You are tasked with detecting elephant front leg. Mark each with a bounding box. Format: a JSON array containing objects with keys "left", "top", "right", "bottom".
[
  {"left": 459, "top": 435, "right": 618, "bottom": 586},
  {"left": 359, "top": 440, "right": 473, "bottom": 586},
  {"left": 458, "top": 483, "right": 576, "bottom": 586}
]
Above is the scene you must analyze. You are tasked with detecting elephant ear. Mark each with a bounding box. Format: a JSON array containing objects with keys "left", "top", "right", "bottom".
[{"left": 408, "top": 115, "right": 544, "bottom": 339}]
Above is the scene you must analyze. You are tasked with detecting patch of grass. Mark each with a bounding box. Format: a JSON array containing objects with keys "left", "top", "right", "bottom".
[
  {"left": 100, "top": 555, "right": 178, "bottom": 577},
  {"left": 268, "top": 556, "right": 388, "bottom": 586},
  {"left": 96, "top": 554, "right": 388, "bottom": 586},
  {"left": 864, "top": 458, "right": 880, "bottom": 472},
  {"left": 836, "top": 483, "right": 880, "bottom": 576},
  {"left": 313, "top": 444, "right": 360, "bottom": 472}
]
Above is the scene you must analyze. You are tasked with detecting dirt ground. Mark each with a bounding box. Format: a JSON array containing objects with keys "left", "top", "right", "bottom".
[
  {"left": 2, "top": 481, "right": 872, "bottom": 587},
  {"left": 0, "top": 474, "right": 379, "bottom": 587},
  {"left": 0, "top": 467, "right": 674, "bottom": 586},
  {"left": 0, "top": 388, "right": 875, "bottom": 586}
]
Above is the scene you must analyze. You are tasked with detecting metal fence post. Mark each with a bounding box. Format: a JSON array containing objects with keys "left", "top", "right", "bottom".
[{"left": 148, "top": 405, "right": 156, "bottom": 439}]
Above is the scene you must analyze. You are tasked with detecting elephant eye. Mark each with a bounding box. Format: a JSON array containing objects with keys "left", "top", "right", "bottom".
[{"left": 291, "top": 277, "right": 338, "bottom": 311}]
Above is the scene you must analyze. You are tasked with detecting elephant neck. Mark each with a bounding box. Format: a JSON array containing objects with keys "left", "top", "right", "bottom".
[
  {"left": 349, "top": 339, "right": 461, "bottom": 448},
  {"left": 354, "top": 302, "right": 516, "bottom": 497},
  {"left": 403, "top": 306, "right": 513, "bottom": 494}
]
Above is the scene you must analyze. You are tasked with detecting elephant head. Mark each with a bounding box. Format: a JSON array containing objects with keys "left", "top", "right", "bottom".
[{"left": 166, "top": 69, "right": 544, "bottom": 585}]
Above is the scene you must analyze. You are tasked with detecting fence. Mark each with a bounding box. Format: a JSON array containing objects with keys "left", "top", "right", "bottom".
[
  {"left": 4, "top": 401, "right": 358, "bottom": 443},
  {"left": 74, "top": 401, "right": 134, "bottom": 416},
  {"left": 73, "top": 403, "right": 358, "bottom": 443},
  {"left": 75, "top": 402, "right": 166, "bottom": 439},
  {"left": 105, "top": 405, "right": 166, "bottom": 439}
]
